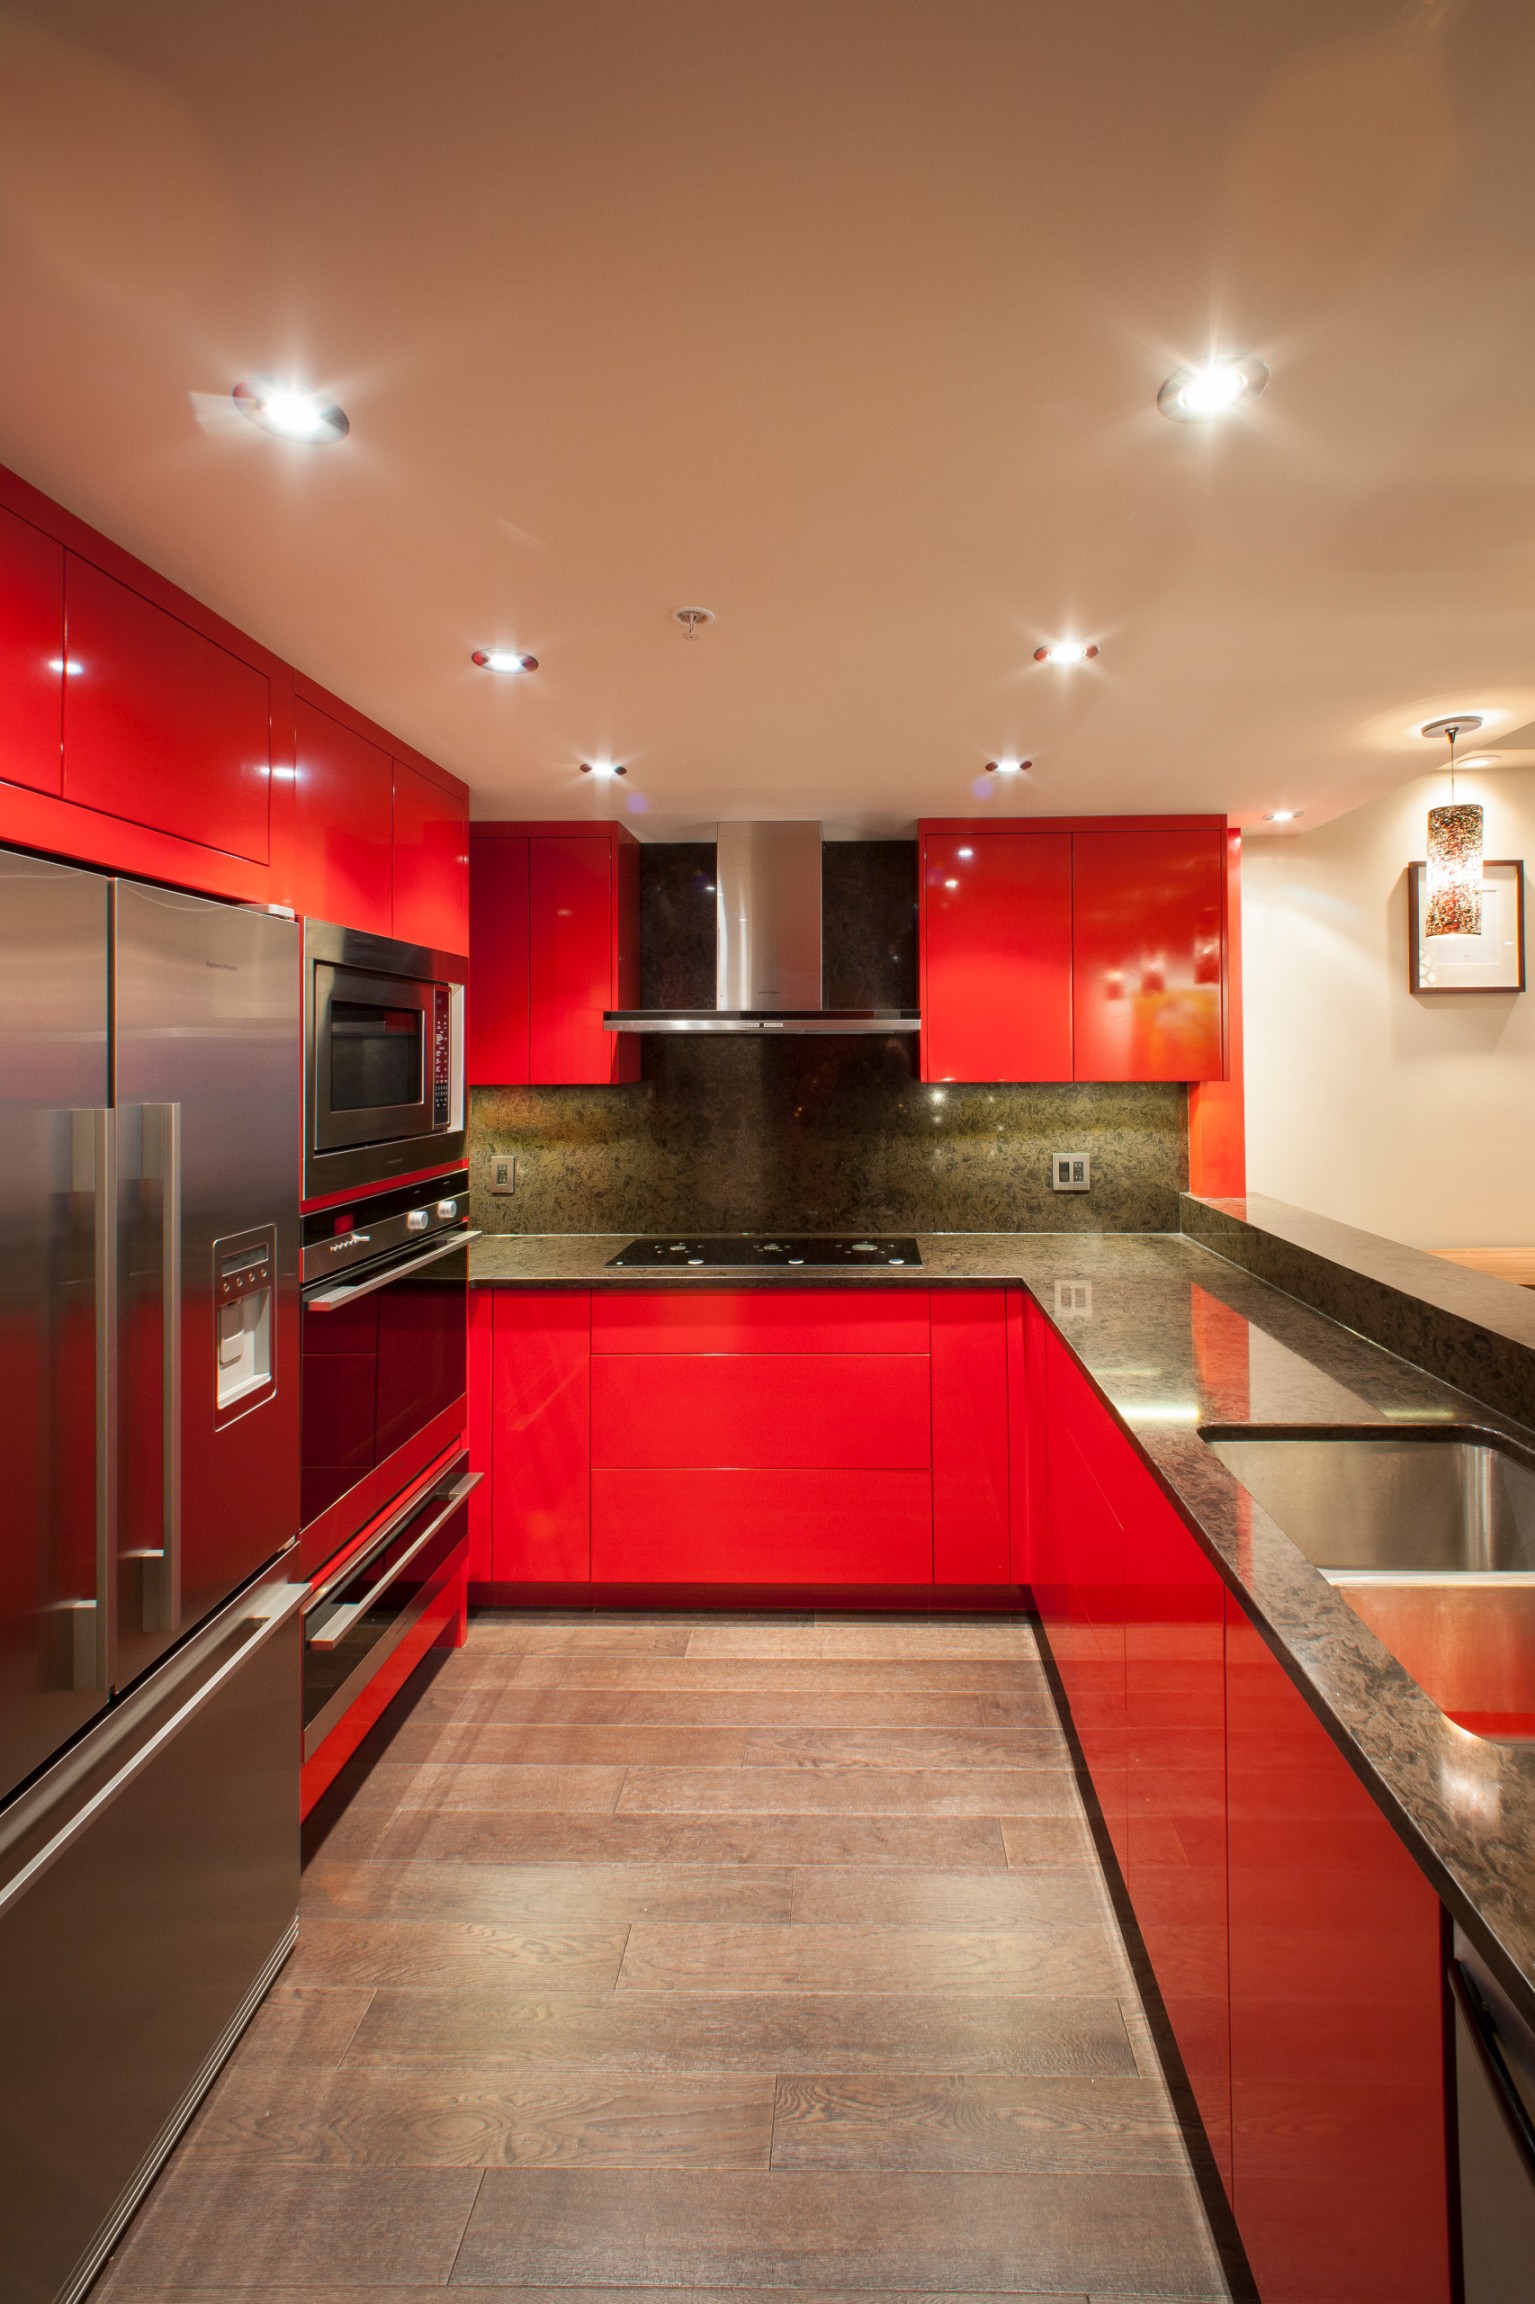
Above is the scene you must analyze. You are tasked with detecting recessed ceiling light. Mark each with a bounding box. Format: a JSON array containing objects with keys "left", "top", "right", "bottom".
[
  {"left": 233, "top": 379, "right": 349, "bottom": 442},
  {"left": 984, "top": 758, "right": 1033, "bottom": 774},
  {"left": 1265, "top": 810, "right": 1302, "bottom": 823},
  {"left": 580, "top": 761, "right": 627, "bottom": 778},
  {"left": 1157, "top": 355, "right": 1269, "bottom": 422},
  {"left": 472, "top": 649, "right": 538, "bottom": 673},
  {"left": 1033, "top": 642, "right": 1098, "bottom": 665},
  {"left": 1457, "top": 753, "right": 1502, "bottom": 770}
]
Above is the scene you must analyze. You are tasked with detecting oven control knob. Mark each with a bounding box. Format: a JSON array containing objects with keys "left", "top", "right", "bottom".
[
  {"left": 436, "top": 1198, "right": 459, "bottom": 1219},
  {"left": 406, "top": 1208, "right": 430, "bottom": 1233}
]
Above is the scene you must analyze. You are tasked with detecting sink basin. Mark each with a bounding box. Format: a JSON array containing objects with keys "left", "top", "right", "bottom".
[{"left": 1204, "top": 1429, "right": 1535, "bottom": 1742}]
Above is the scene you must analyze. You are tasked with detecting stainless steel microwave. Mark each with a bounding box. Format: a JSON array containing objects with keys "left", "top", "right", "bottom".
[{"left": 303, "top": 920, "right": 466, "bottom": 1200}]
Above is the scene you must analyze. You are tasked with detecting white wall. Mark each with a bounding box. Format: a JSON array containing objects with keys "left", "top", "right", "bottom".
[{"left": 1244, "top": 765, "right": 1535, "bottom": 1249}]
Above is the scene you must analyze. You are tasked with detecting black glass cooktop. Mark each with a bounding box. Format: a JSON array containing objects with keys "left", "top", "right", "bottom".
[{"left": 606, "top": 1235, "right": 922, "bottom": 1270}]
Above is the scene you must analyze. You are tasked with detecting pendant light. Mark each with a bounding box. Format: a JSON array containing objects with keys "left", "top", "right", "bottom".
[{"left": 1422, "top": 715, "right": 1484, "bottom": 939}]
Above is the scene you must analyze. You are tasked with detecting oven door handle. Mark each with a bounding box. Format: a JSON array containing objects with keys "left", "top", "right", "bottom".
[
  {"left": 305, "top": 1472, "right": 480, "bottom": 1651},
  {"left": 305, "top": 1229, "right": 480, "bottom": 1310}
]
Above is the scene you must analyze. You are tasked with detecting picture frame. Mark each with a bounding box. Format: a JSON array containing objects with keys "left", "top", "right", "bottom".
[{"left": 1408, "top": 859, "right": 1526, "bottom": 992}]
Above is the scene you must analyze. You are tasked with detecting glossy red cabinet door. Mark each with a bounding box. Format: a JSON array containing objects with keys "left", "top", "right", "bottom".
[
  {"left": 932, "top": 1291, "right": 1010, "bottom": 1583},
  {"left": 0, "top": 506, "right": 63, "bottom": 796},
  {"left": 593, "top": 1289, "right": 930, "bottom": 1356},
  {"left": 393, "top": 759, "right": 469, "bottom": 955},
  {"left": 1042, "top": 1330, "right": 1129, "bottom": 1866},
  {"left": 592, "top": 1353, "right": 932, "bottom": 1469},
  {"left": 1123, "top": 1479, "right": 1231, "bottom": 2182},
  {"left": 468, "top": 835, "right": 530, "bottom": 1084},
  {"left": 490, "top": 1290, "right": 590, "bottom": 1582},
  {"left": 62, "top": 557, "right": 271, "bottom": 863},
  {"left": 1226, "top": 1596, "right": 1450, "bottom": 2304},
  {"left": 592, "top": 1468, "right": 933, "bottom": 1584},
  {"left": 529, "top": 835, "right": 623, "bottom": 1084},
  {"left": 291, "top": 698, "right": 394, "bottom": 936},
  {"left": 1072, "top": 830, "right": 1224, "bottom": 1082},
  {"left": 921, "top": 831, "right": 1072, "bottom": 1082}
]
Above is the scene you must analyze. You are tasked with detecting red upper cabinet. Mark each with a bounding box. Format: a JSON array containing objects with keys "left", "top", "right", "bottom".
[
  {"left": 61, "top": 557, "right": 271, "bottom": 863},
  {"left": 468, "top": 833, "right": 530, "bottom": 1085},
  {"left": 1072, "top": 828, "right": 1225, "bottom": 1082},
  {"left": 393, "top": 759, "right": 469, "bottom": 956},
  {"left": 918, "top": 818, "right": 1227, "bottom": 1085},
  {"left": 290, "top": 697, "right": 394, "bottom": 936},
  {"left": 920, "top": 830, "right": 1072, "bottom": 1082},
  {"left": 0, "top": 507, "right": 64, "bottom": 797}
]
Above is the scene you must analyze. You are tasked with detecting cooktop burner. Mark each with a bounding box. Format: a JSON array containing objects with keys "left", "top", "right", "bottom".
[{"left": 606, "top": 1235, "right": 922, "bottom": 1270}]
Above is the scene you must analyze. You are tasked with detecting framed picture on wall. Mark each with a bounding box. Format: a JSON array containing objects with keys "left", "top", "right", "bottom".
[{"left": 1408, "top": 859, "right": 1526, "bottom": 992}]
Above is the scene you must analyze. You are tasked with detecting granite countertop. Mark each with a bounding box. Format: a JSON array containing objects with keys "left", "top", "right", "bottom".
[{"left": 471, "top": 1225, "right": 1535, "bottom": 2030}]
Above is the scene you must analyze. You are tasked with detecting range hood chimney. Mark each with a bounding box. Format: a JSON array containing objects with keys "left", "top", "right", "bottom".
[{"left": 605, "top": 821, "right": 920, "bottom": 1036}]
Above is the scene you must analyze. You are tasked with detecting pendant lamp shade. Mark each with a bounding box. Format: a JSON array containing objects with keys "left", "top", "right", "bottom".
[
  {"left": 1421, "top": 716, "right": 1486, "bottom": 939},
  {"left": 1424, "top": 801, "right": 1484, "bottom": 937}
]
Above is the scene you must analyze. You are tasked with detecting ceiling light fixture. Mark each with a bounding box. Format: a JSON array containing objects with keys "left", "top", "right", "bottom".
[
  {"left": 580, "top": 761, "right": 627, "bottom": 778},
  {"left": 1157, "top": 355, "right": 1269, "bottom": 422},
  {"left": 1421, "top": 716, "right": 1484, "bottom": 938},
  {"left": 1265, "top": 810, "right": 1301, "bottom": 823},
  {"left": 1456, "top": 753, "right": 1502, "bottom": 771},
  {"left": 471, "top": 649, "right": 538, "bottom": 673},
  {"left": 1034, "top": 642, "right": 1097, "bottom": 665},
  {"left": 984, "top": 758, "right": 1033, "bottom": 775},
  {"left": 233, "top": 379, "right": 350, "bottom": 443}
]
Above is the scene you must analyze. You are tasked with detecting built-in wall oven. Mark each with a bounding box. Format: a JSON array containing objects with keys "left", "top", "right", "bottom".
[
  {"left": 303, "top": 919, "right": 466, "bottom": 1202},
  {"left": 299, "top": 1167, "right": 476, "bottom": 1574}
]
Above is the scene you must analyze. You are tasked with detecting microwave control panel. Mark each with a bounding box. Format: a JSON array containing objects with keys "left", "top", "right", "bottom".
[{"left": 432, "top": 985, "right": 452, "bottom": 1125}]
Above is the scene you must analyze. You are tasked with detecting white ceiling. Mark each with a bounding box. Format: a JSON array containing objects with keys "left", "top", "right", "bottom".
[{"left": 0, "top": 0, "right": 1531, "bottom": 838}]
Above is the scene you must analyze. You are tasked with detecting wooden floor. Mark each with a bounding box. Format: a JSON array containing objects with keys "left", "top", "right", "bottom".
[{"left": 97, "top": 1610, "right": 1229, "bottom": 2304}]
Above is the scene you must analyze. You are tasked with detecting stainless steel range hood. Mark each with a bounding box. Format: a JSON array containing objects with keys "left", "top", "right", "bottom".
[{"left": 605, "top": 821, "right": 920, "bottom": 1036}]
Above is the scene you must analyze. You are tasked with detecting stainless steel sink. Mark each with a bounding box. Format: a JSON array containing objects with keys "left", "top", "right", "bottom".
[{"left": 1204, "top": 1429, "right": 1535, "bottom": 1742}]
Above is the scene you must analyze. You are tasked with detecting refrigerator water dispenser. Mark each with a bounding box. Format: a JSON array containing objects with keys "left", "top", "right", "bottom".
[{"left": 214, "top": 1227, "right": 275, "bottom": 1417}]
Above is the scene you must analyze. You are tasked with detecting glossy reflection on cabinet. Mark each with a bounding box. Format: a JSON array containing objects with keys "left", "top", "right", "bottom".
[
  {"left": 0, "top": 506, "right": 63, "bottom": 797},
  {"left": 1072, "top": 828, "right": 1225, "bottom": 1083},
  {"left": 920, "top": 830, "right": 1072, "bottom": 1081},
  {"left": 292, "top": 698, "right": 394, "bottom": 938}
]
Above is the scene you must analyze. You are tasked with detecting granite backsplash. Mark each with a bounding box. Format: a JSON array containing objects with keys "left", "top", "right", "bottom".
[{"left": 470, "top": 840, "right": 1187, "bottom": 1235}]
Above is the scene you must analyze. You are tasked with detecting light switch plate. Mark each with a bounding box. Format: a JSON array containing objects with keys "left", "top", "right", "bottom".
[
  {"left": 1052, "top": 1152, "right": 1091, "bottom": 1192},
  {"left": 490, "top": 1154, "right": 516, "bottom": 1195}
]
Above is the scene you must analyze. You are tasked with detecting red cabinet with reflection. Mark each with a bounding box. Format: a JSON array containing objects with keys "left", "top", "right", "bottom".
[
  {"left": 917, "top": 818, "right": 1227, "bottom": 1085},
  {"left": 0, "top": 506, "right": 64, "bottom": 797},
  {"left": 921, "top": 830, "right": 1072, "bottom": 1080},
  {"left": 1226, "top": 1597, "right": 1450, "bottom": 2304},
  {"left": 1072, "top": 827, "right": 1225, "bottom": 1082},
  {"left": 468, "top": 832, "right": 530, "bottom": 1084},
  {"left": 62, "top": 556, "right": 272, "bottom": 863},
  {"left": 393, "top": 758, "right": 468, "bottom": 955},
  {"left": 469, "top": 822, "right": 639, "bottom": 1086},
  {"left": 291, "top": 696, "right": 394, "bottom": 937}
]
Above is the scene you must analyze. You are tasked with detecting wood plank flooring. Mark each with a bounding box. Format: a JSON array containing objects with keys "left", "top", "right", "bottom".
[{"left": 94, "top": 1610, "right": 1228, "bottom": 2304}]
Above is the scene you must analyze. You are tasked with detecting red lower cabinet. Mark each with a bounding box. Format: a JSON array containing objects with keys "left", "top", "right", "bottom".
[
  {"left": 490, "top": 1290, "right": 591, "bottom": 1581},
  {"left": 1226, "top": 1597, "right": 1450, "bottom": 2304},
  {"left": 932, "top": 1291, "right": 1010, "bottom": 1583},
  {"left": 592, "top": 1468, "right": 932, "bottom": 1584},
  {"left": 1044, "top": 1333, "right": 1129, "bottom": 1867}
]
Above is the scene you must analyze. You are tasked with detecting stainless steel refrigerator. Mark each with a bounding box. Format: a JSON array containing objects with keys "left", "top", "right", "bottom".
[{"left": 0, "top": 849, "right": 305, "bottom": 2304}]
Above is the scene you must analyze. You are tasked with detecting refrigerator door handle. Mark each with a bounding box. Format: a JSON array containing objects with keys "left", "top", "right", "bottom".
[
  {"left": 148, "top": 1103, "right": 183, "bottom": 1635},
  {"left": 71, "top": 1109, "right": 115, "bottom": 1693}
]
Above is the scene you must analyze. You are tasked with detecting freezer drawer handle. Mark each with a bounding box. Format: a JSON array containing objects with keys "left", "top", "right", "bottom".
[
  {"left": 0, "top": 1579, "right": 306, "bottom": 1921},
  {"left": 306, "top": 1471, "right": 479, "bottom": 1651},
  {"left": 1450, "top": 1959, "right": 1535, "bottom": 2183},
  {"left": 305, "top": 1229, "right": 479, "bottom": 1310}
]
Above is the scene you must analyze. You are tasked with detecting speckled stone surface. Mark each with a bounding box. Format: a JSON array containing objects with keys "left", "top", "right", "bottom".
[
  {"left": 470, "top": 1225, "right": 1535, "bottom": 2032},
  {"left": 470, "top": 1054, "right": 1185, "bottom": 1236},
  {"left": 1185, "top": 1190, "right": 1535, "bottom": 1427}
]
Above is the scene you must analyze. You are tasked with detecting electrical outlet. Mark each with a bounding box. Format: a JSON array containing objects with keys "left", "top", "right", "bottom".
[
  {"left": 489, "top": 1154, "right": 516, "bottom": 1195},
  {"left": 1055, "top": 1279, "right": 1093, "bottom": 1318},
  {"left": 1052, "top": 1152, "right": 1091, "bottom": 1192}
]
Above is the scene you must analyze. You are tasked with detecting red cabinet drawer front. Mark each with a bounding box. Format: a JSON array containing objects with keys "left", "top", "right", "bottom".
[
  {"left": 592, "top": 1289, "right": 930, "bottom": 1355},
  {"left": 0, "top": 506, "right": 63, "bottom": 796},
  {"left": 393, "top": 758, "right": 468, "bottom": 955},
  {"left": 291, "top": 698, "right": 394, "bottom": 936},
  {"left": 528, "top": 834, "right": 617, "bottom": 1084},
  {"left": 491, "top": 1290, "right": 590, "bottom": 1582},
  {"left": 921, "top": 831, "right": 1072, "bottom": 1082},
  {"left": 592, "top": 1353, "right": 931, "bottom": 1469},
  {"left": 63, "top": 558, "right": 271, "bottom": 863},
  {"left": 468, "top": 835, "right": 530, "bottom": 1084},
  {"left": 592, "top": 1468, "right": 933, "bottom": 1584},
  {"left": 1072, "top": 829, "right": 1224, "bottom": 1082}
]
